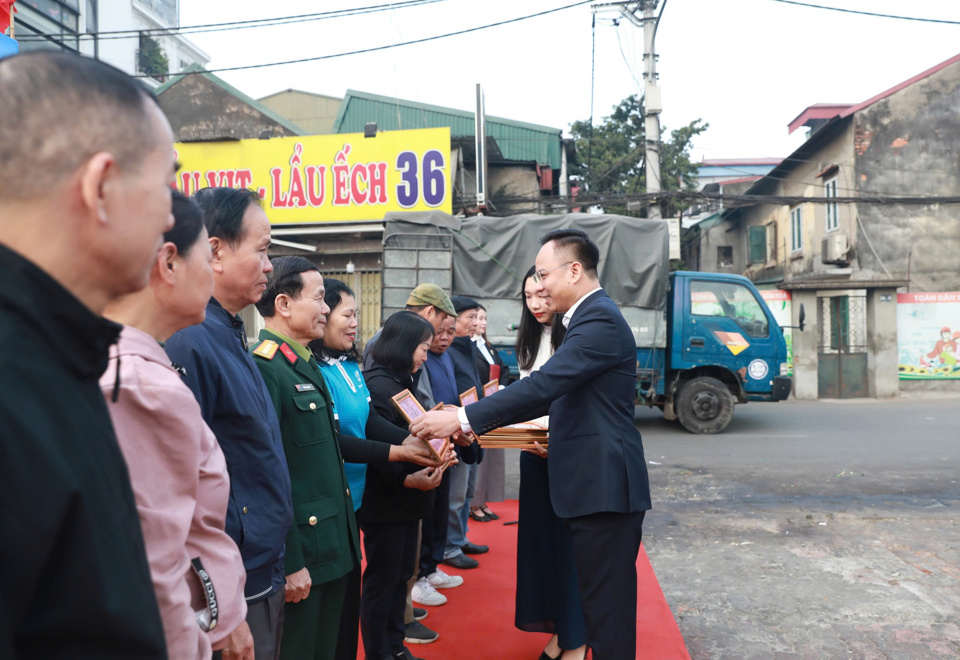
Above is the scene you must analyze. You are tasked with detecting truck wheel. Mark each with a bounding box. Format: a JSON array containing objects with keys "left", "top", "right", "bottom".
[{"left": 677, "top": 377, "right": 734, "bottom": 434}]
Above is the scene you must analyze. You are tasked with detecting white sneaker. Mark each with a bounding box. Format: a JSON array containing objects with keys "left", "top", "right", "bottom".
[
  {"left": 426, "top": 568, "right": 463, "bottom": 589},
  {"left": 412, "top": 577, "right": 447, "bottom": 606}
]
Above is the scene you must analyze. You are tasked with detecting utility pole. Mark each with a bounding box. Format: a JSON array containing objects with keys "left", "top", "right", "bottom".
[
  {"left": 592, "top": 1, "right": 663, "bottom": 219},
  {"left": 640, "top": 0, "right": 662, "bottom": 220}
]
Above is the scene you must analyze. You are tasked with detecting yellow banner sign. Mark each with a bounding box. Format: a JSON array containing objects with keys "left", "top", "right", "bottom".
[{"left": 174, "top": 127, "right": 452, "bottom": 224}]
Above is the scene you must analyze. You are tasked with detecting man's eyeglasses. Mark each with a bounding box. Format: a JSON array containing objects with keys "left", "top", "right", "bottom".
[{"left": 533, "top": 262, "right": 573, "bottom": 284}]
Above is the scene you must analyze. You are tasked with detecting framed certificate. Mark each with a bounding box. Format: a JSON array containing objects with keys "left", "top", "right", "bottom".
[
  {"left": 482, "top": 379, "right": 499, "bottom": 398},
  {"left": 392, "top": 391, "right": 453, "bottom": 464},
  {"left": 390, "top": 389, "right": 426, "bottom": 424},
  {"left": 459, "top": 386, "right": 479, "bottom": 406}
]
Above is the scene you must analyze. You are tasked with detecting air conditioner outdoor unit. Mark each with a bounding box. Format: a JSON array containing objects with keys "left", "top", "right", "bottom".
[{"left": 822, "top": 233, "right": 849, "bottom": 265}]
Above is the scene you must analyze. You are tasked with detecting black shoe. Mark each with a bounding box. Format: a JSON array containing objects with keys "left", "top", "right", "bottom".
[
  {"left": 539, "top": 652, "right": 561, "bottom": 660},
  {"left": 413, "top": 606, "right": 428, "bottom": 621},
  {"left": 462, "top": 541, "right": 489, "bottom": 554},
  {"left": 398, "top": 647, "right": 425, "bottom": 660},
  {"left": 404, "top": 620, "right": 438, "bottom": 644},
  {"left": 469, "top": 508, "right": 491, "bottom": 522},
  {"left": 442, "top": 553, "right": 479, "bottom": 569}
]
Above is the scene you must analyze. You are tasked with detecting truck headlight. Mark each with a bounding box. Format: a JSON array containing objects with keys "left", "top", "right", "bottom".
[{"left": 779, "top": 362, "right": 790, "bottom": 376}]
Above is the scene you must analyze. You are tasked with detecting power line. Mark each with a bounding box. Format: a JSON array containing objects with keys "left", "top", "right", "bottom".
[
  {"left": 133, "top": 0, "right": 594, "bottom": 78},
  {"left": 17, "top": 0, "right": 452, "bottom": 42},
  {"left": 768, "top": 0, "right": 960, "bottom": 25},
  {"left": 467, "top": 187, "right": 960, "bottom": 208}
]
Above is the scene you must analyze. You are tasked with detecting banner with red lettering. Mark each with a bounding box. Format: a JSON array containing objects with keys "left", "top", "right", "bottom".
[
  {"left": 174, "top": 127, "right": 451, "bottom": 224},
  {"left": 898, "top": 292, "right": 960, "bottom": 379}
]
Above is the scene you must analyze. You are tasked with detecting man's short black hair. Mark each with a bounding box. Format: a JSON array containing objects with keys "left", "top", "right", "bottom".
[
  {"left": 255, "top": 256, "right": 319, "bottom": 318},
  {"left": 540, "top": 228, "right": 600, "bottom": 276},
  {"left": 193, "top": 187, "right": 263, "bottom": 248},
  {"left": 0, "top": 51, "right": 162, "bottom": 200},
  {"left": 370, "top": 311, "right": 434, "bottom": 373}
]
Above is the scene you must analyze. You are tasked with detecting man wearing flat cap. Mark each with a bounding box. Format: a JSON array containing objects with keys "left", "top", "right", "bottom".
[{"left": 363, "top": 283, "right": 456, "bottom": 370}]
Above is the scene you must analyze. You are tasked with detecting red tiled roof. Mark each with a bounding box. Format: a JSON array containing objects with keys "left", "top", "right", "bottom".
[
  {"left": 700, "top": 158, "right": 782, "bottom": 166},
  {"left": 787, "top": 51, "right": 960, "bottom": 134},
  {"left": 718, "top": 176, "right": 763, "bottom": 186},
  {"left": 787, "top": 103, "right": 855, "bottom": 134}
]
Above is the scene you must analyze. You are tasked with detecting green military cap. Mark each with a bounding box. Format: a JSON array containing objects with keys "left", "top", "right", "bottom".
[{"left": 407, "top": 283, "right": 456, "bottom": 317}]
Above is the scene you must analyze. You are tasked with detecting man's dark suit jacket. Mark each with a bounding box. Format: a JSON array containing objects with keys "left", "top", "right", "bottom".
[{"left": 465, "top": 289, "right": 651, "bottom": 519}]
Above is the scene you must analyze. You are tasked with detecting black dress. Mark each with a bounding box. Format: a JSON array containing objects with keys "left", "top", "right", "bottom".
[
  {"left": 513, "top": 339, "right": 587, "bottom": 650},
  {"left": 515, "top": 453, "right": 588, "bottom": 649}
]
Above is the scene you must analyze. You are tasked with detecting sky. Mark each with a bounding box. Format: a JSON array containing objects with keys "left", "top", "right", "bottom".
[{"left": 179, "top": 0, "right": 960, "bottom": 163}]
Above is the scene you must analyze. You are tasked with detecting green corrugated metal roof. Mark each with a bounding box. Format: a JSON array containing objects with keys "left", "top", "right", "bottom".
[{"left": 332, "top": 90, "right": 563, "bottom": 169}]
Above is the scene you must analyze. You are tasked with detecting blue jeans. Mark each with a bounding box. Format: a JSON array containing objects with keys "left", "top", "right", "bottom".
[{"left": 444, "top": 461, "right": 479, "bottom": 558}]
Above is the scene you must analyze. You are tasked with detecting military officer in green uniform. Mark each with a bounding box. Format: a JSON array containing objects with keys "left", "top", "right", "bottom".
[{"left": 252, "top": 256, "right": 445, "bottom": 660}]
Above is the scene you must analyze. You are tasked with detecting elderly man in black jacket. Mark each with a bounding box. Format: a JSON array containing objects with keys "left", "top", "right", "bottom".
[
  {"left": 0, "top": 52, "right": 176, "bottom": 658},
  {"left": 440, "top": 296, "right": 490, "bottom": 570}
]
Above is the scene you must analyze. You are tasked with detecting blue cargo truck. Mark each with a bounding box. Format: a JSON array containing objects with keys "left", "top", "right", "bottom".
[{"left": 380, "top": 211, "right": 793, "bottom": 434}]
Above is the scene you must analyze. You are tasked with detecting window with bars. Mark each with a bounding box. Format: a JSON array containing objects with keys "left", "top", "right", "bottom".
[
  {"left": 135, "top": 0, "right": 178, "bottom": 26},
  {"left": 749, "top": 225, "right": 767, "bottom": 265},
  {"left": 790, "top": 206, "right": 803, "bottom": 252},
  {"left": 824, "top": 177, "right": 839, "bottom": 232}
]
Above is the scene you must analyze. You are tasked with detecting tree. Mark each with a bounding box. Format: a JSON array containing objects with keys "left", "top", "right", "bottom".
[
  {"left": 569, "top": 94, "right": 707, "bottom": 218},
  {"left": 138, "top": 34, "right": 169, "bottom": 82}
]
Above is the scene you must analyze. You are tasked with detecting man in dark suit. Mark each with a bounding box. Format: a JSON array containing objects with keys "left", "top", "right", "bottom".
[{"left": 411, "top": 229, "right": 651, "bottom": 659}]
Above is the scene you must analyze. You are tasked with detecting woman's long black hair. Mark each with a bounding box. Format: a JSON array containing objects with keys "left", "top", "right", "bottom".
[
  {"left": 370, "top": 311, "right": 435, "bottom": 373},
  {"left": 515, "top": 266, "right": 566, "bottom": 372},
  {"left": 309, "top": 278, "right": 361, "bottom": 363}
]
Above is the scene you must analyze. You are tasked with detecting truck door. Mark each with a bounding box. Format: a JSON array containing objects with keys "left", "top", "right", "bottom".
[{"left": 681, "top": 278, "right": 781, "bottom": 396}]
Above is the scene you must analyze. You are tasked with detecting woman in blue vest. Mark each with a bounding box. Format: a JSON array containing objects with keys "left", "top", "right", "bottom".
[
  {"left": 312, "top": 282, "right": 447, "bottom": 660},
  {"left": 311, "top": 279, "right": 370, "bottom": 660}
]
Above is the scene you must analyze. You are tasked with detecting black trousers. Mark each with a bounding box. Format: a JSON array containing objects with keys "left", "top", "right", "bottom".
[
  {"left": 359, "top": 519, "right": 419, "bottom": 660},
  {"left": 334, "top": 562, "right": 361, "bottom": 660},
  {"left": 565, "top": 510, "right": 646, "bottom": 660},
  {"left": 419, "top": 468, "right": 451, "bottom": 578}
]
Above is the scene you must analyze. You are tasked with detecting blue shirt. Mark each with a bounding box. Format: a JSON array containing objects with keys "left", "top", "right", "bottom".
[
  {"left": 318, "top": 357, "right": 371, "bottom": 511},
  {"left": 424, "top": 350, "right": 458, "bottom": 405},
  {"left": 165, "top": 299, "right": 293, "bottom": 602}
]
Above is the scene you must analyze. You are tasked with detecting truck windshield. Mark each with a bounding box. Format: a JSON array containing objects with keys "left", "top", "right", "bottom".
[{"left": 690, "top": 280, "right": 769, "bottom": 338}]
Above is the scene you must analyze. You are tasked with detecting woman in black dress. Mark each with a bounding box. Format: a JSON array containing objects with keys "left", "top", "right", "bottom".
[
  {"left": 514, "top": 267, "right": 588, "bottom": 660},
  {"left": 361, "top": 311, "right": 442, "bottom": 660}
]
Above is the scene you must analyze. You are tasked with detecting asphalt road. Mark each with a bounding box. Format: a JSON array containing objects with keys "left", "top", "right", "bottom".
[{"left": 498, "top": 397, "right": 960, "bottom": 659}]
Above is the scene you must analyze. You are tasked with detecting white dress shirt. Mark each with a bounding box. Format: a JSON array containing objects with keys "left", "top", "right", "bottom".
[
  {"left": 458, "top": 288, "right": 602, "bottom": 431},
  {"left": 562, "top": 286, "right": 603, "bottom": 328},
  {"left": 473, "top": 335, "right": 495, "bottom": 365}
]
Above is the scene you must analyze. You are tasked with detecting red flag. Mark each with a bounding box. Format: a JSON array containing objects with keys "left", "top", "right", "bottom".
[{"left": 0, "top": 0, "right": 16, "bottom": 34}]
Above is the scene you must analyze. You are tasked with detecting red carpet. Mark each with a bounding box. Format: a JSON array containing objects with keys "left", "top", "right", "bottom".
[{"left": 374, "top": 499, "right": 689, "bottom": 660}]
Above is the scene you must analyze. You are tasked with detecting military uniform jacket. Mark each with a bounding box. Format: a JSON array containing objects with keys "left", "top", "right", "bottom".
[{"left": 252, "top": 329, "right": 361, "bottom": 586}]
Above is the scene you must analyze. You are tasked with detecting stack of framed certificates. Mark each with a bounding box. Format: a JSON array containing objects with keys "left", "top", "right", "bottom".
[
  {"left": 478, "top": 420, "right": 549, "bottom": 449},
  {"left": 389, "top": 389, "right": 452, "bottom": 465}
]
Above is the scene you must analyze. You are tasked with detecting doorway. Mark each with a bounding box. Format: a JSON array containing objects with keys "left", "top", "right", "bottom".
[{"left": 817, "top": 293, "right": 868, "bottom": 398}]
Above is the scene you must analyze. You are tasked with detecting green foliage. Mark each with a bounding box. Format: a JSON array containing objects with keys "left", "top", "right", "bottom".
[
  {"left": 138, "top": 34, "right": 169, "bottom": 81},
  {"left": 569, "top": 94, "right": 707, "bottom": 217}
]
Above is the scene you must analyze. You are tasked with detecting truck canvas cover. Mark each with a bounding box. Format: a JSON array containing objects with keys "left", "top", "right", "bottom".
[{"left": 382, "top": 211, "right": 669, "bottom": 348}]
